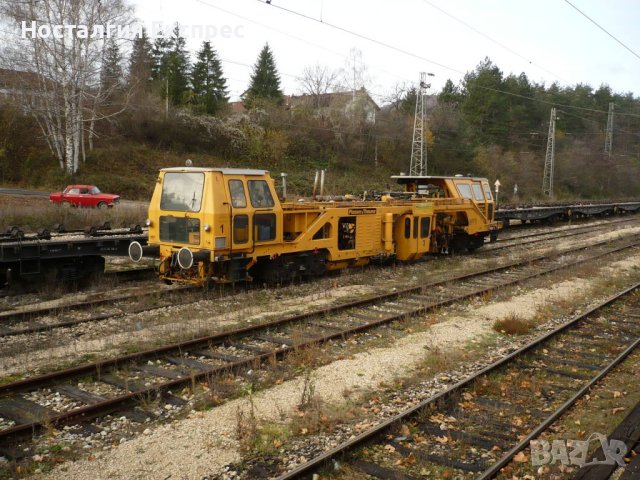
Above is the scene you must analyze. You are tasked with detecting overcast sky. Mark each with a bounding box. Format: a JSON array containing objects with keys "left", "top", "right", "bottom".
[{"left": 133, "top": 0, "right": 640, "bottom": 103}]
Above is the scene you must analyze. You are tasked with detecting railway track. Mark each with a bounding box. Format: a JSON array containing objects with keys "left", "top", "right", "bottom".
[
  {"left": 492, "top": 215, "right": 631, "bottom": 243},
  {"left": 272, "top": 282, "right": 640, "bottom": 480},
  {"left": 0, "top": 280, "right": 191, "bottom": 326},
  {"left": 570, "top": 398, "right": 640, "bottom": 480},
  {"left": 0, "top": 234, "right": 638, "bottom": 458},
  {"left": 1, "top": 216, "right": 636, "bottom": 337}
]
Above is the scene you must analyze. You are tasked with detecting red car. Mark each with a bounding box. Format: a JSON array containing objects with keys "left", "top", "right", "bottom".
[{"left": 49, "top": 185, "right": 120, "bottom": 208}]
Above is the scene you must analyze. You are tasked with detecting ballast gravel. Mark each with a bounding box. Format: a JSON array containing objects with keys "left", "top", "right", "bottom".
[{"left": 37, "top": 251, "right": 640, "bottom": 480}]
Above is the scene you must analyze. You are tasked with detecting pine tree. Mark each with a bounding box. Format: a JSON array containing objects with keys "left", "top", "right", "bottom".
[
  {"left": 128, "top": 27, "right": 153, "bottom": 92},
  {"left": 151, "top": 33, "right": 171, "bottom": 81},
  {"left": 151, "top": 25, "right": 190, "bottom": 106},
  {"left": 243, "top": 43, "right": 283, "bottom": 108},
  {"left": 166, "top": 24, "right": 191, "bottom": 106},
  {"left": 100, "top": 38, "right": 123, "bottom": 96},
  {"left": 191, "top": 41, "right": 228, "bottom": 114}
]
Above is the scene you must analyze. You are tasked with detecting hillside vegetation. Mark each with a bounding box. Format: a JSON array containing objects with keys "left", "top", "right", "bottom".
[{"left": 0, "top": 10, "right": 639, "bottom": 202}]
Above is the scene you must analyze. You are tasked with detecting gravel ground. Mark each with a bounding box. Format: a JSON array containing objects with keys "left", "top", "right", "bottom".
[
  {"left": 0, "top": 284, "right": 375, "bottom": 376},
  {"left": 34, "top": 250, "right": 640, "bottom": 480},
  {"left": 5, "top": 221, "right": 638, "bottom": 379}
]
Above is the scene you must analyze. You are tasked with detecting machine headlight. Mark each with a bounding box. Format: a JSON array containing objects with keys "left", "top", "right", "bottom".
[
  {"left": 145, "top": 218, "right": 152, "bottom": 227},
  {"left": 203, "top": 223, "right": 211, "bottom": 232}
]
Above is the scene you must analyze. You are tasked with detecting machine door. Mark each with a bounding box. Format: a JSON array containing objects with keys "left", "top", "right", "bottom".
[
  {"left": 228, "top": 178, "right": 252, "bottom": 249},
  {"left": 394, "top": 215, "right": 420, "bottom": 261},
  {"left": 471, "top": 182, "right": 489, "bottom": 220},
  {"left": 248, "top": 179, "right": 278, "bottom": 244},
  {"left": 417, "top": 216, "right": 431, "bottom": 254},
  {"left": 482, "top": 182, "right": 494, "bottom": 221}
]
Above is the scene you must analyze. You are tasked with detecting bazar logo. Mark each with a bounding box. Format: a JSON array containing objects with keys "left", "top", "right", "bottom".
[{"left": 530, "top": 433, "right": 627, "bottom": 467}]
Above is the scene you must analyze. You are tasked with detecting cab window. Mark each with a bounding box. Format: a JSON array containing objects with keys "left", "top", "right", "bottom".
[
  {"left": 161, "top": 172, "right": 205, "bottom": 212},
  {"left": 233, "top": 215, "right": 249, "bottom": 244},
  {"left": 483, "top": 183, "right": 493, "bottom": 200},
  {"left": 248, "top": 180, "right": 275, "bottom": 208},
  {"left": 255, "top": 213, "right": 276, "bottom": 241},
  {"left": 404, "top": 218, "right": 411, "bottom": 239},
  {"left": 420, "top": 217, "right": 431, "bottom": 238},
  {"left": 313, "top": 223, "right": 331, "bottom": 240},
  {"left": 456, "top": 183, "right": 474, "bottom": 199},
  {"left": 229, "top": 180, "right": 247, "bottom": 208},
  {"left": 471, "top": 184, "right": 485, "bottom": 201}
]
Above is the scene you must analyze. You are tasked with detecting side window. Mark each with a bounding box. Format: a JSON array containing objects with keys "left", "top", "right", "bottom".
[
  {"left": 254, "top": 213, "right": 276, "bottom": 241},
  {"left": 483, "top": 183, "right": 493, "bottom": 200},
  {"left": 413, "top": 217, "right": 419, "bottom": 239},
  {"left": 471, "top": 183, "right": 484, "bottom": 202},
  {"left": 404, "top": 218, "right": 411, "bottom": 239},
  {"left": 248, "top": 180, "right": 275, "bottom": 208},
  {"left": 233, "top": 215, "right": 249, "bottom": 244},
  {"left": 420, "top": 217, "right": 431, "bottom": 238},
  {"left": 312, "top": 222, "right": 331, "bottom": 240},
  {"left": 68, "top": 188, "right": 80, "bottom": 194},
  {"left": 472, "top": 184, "right": 485, "bottom": 201},
  {"left": 229, "top": 180, "right": 247, "bottom": 208},
  {"left": 338, "top": 217, "right": 356, "bottom": 250},
  {"left": 456, "top": 183, "right": 473, "bottom": 199},
  {"left": 79, "top": 188, "right": 89, "bottom": 194}
]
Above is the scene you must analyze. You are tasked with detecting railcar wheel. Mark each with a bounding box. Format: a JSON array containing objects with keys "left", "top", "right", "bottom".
[{"left": 450, "top": 235, "right": 470, "bottom": 254}]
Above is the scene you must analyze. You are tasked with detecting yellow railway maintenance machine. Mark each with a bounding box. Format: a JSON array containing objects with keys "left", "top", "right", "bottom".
[{"left": 129, "top": 168, "right": 498, "bottom": 286}]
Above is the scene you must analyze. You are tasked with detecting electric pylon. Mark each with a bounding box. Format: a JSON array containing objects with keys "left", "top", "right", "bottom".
[
  {"left": 604, "top": 102, "right": 614, "bottom": 158},
  {"left": 409, "top": 72, "right": 429, "bottom": 176},
  {"left": 542, "top": 107, "right": 557, "bottom": 197}
]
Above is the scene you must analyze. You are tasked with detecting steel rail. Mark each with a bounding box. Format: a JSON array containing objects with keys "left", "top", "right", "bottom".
[
  {"left": 274, "top": 281, "right": 640, "bottom": 480},
  {"left": 493, "top": 216, "right": 632, "bottom": 243},
  {"left": 0, "top": 235, "right": 633, "bottom": 393},
  {"left": 2, "top": 215, "right": 636, "bottom": 328},
  {"left": 0, "top": 237, "right": 638, "bottom": 446},
  {"left": 0, "top": 283, "right": 192, "bottom": 323},
  {"left": 2, "top": 218, "right": 635, "bottom": 336}
]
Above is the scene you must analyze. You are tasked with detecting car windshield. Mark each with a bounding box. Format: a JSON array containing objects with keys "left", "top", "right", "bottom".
[
  {"left": 89, "top": 186, "right": 101, "bottom": 194},
  {"left": 160, "top": 172, "right": 205, "bottom": 212}
]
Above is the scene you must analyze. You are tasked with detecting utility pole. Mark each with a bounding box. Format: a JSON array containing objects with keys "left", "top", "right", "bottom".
[
  {"left": 165, "top": 78, "right": 169, "bottom": 119},
  {"left": 542, "top": 107, "right": 557, "bottom": 197},
  {"left": 604, "top": 102, "right": 614, "bottom": 158},
  {"left": 409, "top": 72, "right": 430, "bottom": 176}
]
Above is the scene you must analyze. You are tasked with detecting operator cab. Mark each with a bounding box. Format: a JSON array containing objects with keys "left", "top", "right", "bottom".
[{"left": 391, "top": 174, "right": 495, "bottom": 223}]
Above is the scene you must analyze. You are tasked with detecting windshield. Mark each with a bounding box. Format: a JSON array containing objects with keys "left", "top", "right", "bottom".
[
  {"left": 89, "top": 186, "right": 101, "bottom": 194},
  {"left": 160, "top": 172, "right": 205, "bottom": 212}
]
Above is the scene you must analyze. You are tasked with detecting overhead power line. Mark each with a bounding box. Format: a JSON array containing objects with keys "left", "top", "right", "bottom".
[
  {"left": 257, "top": 0, "right": 640, "bottom": 119},
  {"left": 255, "top": 0, "right": 463, "bottom": 75},
  {"left": 421, "top": 0, "right": 570, "bottom": 83},
  {"left": 193, "top": 0, "right": 414, "bottom": 84},
  {"left": 563, "top": 0, "right": 640, "bottom": 62}
]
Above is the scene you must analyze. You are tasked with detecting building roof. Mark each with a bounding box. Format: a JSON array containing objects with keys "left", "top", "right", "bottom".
[
  {"left": 228, "top": 88, "right": 380, "bottom": 113},
  {"left": 287, "top": 87, "right": 380, "bottom": 110},
  {"left": 0, "top": 68, "right": 53, "bottom": 90}
]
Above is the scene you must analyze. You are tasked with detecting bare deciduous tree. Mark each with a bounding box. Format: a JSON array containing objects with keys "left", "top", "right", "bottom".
[
  {"left": 384, "top": 81, "right": 411, "bottom": 112},
  {"left": 297, "top": 63, "right": 339, "bottom": 109},
  {"left": 0, "top": 0, "right": 133, "bottom": 174}
]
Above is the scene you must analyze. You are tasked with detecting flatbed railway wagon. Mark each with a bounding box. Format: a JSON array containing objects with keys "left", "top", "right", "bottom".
[{"left": 129, "top": 167, "right": 498, "bottom": 286}]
